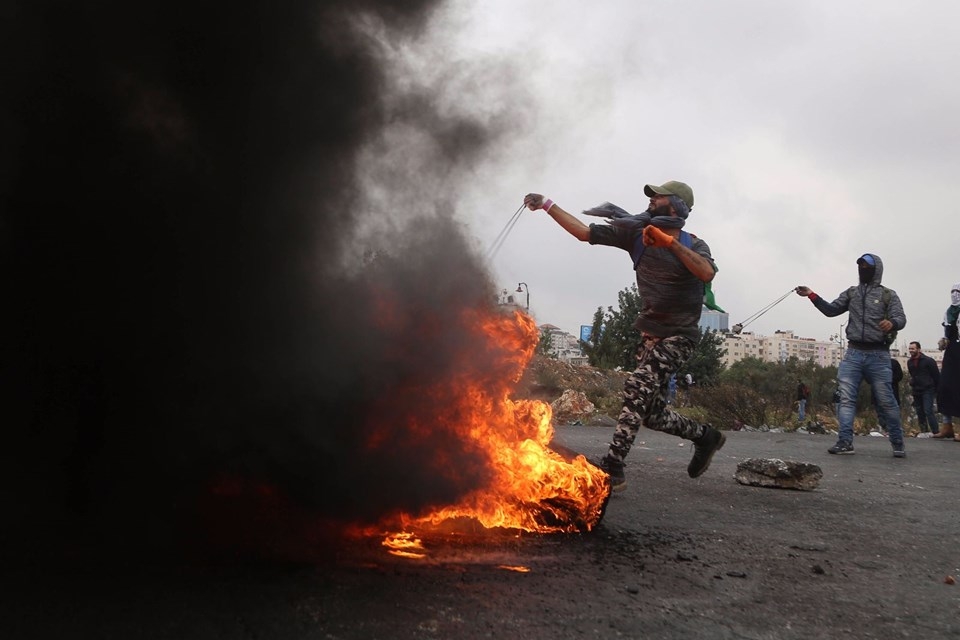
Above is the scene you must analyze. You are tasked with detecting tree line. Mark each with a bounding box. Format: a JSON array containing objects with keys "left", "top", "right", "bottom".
[{"left": 576, "top": 283, "right": 725, "bottom": 385}]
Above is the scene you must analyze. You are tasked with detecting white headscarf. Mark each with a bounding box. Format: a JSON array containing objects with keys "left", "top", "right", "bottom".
[{"left": 952, "top": 283, "right": 960, "bottom": 308}]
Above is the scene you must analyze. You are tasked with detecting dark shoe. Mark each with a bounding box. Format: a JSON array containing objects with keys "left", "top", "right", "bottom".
[
  {"left": 688, "top": 426, "right": 726, "bottom": 478},
  {"left": 592, "top": 455, "right": 626, "bottom": 492},
  {"left": 828, "top": 440, "right": 855, "bottom": 455},
  {"left": 892, "top": 443, "right": 906, "bottom": 458},
  {"left": 932, "top": 429, "right": 955, "bottom": 439}
]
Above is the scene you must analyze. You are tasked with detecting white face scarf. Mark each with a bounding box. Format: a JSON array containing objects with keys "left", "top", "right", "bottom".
[{"left": 952, "top": 283, "right": 960, "bottom": 307}]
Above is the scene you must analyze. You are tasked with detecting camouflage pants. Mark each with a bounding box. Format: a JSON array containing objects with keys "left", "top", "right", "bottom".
[{"left": 608, "top": 334, "right": 706, "bottom": 462}]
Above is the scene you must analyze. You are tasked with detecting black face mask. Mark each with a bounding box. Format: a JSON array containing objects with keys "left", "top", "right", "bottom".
[{"left": 858, "top": 265, "right": 876, "bottom": 284}]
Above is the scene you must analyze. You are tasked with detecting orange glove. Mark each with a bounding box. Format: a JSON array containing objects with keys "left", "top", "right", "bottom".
[{"left": 643, "top": 225, "right": 675, "bottom": 248}]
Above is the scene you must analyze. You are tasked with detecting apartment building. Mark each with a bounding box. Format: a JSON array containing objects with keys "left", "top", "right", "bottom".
[
  {"left": 721, "top": 330, "right": 943, "bottom": 370},
  {"left": 722, "top": 330, "right": 842, "bottom": 367},
  {"left": 538, "top": 324, "right": 589, "bottom": 366}
]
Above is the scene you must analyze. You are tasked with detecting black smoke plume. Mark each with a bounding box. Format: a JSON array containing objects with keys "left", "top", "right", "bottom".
[{"left": 1, "top": 0, "right": 523, "bottom": 563}]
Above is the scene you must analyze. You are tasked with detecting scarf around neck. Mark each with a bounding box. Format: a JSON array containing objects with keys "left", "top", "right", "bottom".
[{"left": 581, "top": 202, "right": 685, "bottom": 232}]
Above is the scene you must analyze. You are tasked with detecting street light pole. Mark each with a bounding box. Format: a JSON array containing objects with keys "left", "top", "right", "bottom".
[
  {"left": 516, "top": 282, "right": 529, "bottom": 311},
  {"left": 829, "top": 324, "right": 846, "bottom": 367},
  {"left": 829, "top": 323, "right": 846, "bottom": 366}
]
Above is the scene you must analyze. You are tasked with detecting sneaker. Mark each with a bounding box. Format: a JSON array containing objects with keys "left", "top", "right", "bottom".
[
  {"left": 687, "top": 426, "right": 726, "bottom": 478},
  {"left": 828, "top": 440, "right": 855, "bottom": 455},
  {"left": 591, "top": 455, "right": 626, "bottom": 492},
  {"left": 892, "top": 443, "right": 906, "bottom": 458}
]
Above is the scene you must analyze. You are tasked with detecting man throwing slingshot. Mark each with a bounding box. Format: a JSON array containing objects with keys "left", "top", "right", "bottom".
[{"left": 523, "top": 181, "right": 725, "bottom": 491}]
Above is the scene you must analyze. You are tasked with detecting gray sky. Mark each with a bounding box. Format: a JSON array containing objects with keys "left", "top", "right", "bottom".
[{"left": 386, "top": 0, "right": 960, "bottom": 351}]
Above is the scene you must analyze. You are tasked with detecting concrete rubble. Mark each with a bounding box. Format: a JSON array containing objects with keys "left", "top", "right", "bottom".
[
  {"left": 734, "top": 457, "right": 823, "bottom": 491},
  {"left": 549, "top": 389, "right": 596, "bottom": 424}
]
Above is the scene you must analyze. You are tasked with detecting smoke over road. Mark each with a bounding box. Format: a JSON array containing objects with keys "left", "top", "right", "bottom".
[{"left": 1, "top": 0, "right": 525, "bottom": 563}]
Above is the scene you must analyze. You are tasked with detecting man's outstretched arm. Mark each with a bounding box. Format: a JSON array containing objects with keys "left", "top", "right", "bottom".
[
  {"left": 795, "top": 286, "right": 848, "bottom": 318},
  {"left": 524, "top": 193, "right": 590, "bottom": 242}
]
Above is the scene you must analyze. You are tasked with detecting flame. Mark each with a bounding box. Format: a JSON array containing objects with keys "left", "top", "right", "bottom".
[
  {"left": 498, "top": 565, "right": 531, "bottom": 573},
  {"left": 196, "top": 302, "right": 608, "bottom": 560},
  {"left": 377, "top": 308, "right": 610, "bottom": 538},
  {"left": 382, "top": 532, "right": 426, "bottom": 559}
]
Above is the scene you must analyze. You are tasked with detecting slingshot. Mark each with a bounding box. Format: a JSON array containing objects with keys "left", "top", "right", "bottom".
[{"left": 731, "top": 287, "right": 797, "bottom": 334}]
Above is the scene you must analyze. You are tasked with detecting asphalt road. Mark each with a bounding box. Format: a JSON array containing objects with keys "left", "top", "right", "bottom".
[{"left": 9, "top": 428, "right": 960, "bottom": 639}]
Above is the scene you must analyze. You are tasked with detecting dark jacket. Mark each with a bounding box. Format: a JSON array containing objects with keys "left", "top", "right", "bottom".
[
  {"left": 589, "top": 224, "right": 716, "bottom": 341},
  {"left": 872, "top": 358, "right": 903, "bottom": 406},
  {"left": 891, "top": 358, "right": 903, "bottom": 405},
  {"left": 810, "top": 254, "right": 906, "bottom": 349},
  {"left": 908, "top": 352, "right": 940, "bottom": 392}
]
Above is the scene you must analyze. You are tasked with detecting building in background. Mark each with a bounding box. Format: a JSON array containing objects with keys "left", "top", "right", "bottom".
[
  {"left": 722, "top": 330, "right": 841, "bottom": 367},
  {"left": 495, "top": 285, "right": 591, "bottom": 366},
  {"left": 699, "top": 308, "right": 729, "bottom": 333},
  {"left": 529, "top": 310, "right": 944, "bottom": 371},
  {"left": 538, "top": 324, "right": 589, "bottom": 366},
  {"left": 497, "top": 288, "right": 522, "bottom": 310},
  {"left": 721, "top": 329, "right": 942, "bottom": 370},
  {"left": 722, "top": 331, "right": 767, "bottom": 366}
]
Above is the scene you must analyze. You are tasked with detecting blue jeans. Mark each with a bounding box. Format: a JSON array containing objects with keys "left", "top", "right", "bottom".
[
  {"left": 912, "top": 389, "right": 939, "bottom": 433},
  {"left": 797, "top": 399, "right": 807, "bottom": 421},
  {"left": 837, "top": 348, "right": 903, "bottom": 445}
]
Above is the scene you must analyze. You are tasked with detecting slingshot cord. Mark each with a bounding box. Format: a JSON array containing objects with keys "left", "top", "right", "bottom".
[
  {"left": 486, "top": 203, "right": 525, "bottom": 260},
  {"left": 734, "top": 288, "right": 796, "bottom": 331}
]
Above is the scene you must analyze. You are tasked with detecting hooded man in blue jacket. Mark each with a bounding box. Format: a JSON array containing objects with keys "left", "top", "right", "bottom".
[{"left": 796, "top": 253, "right": 907, "bottom": 457}]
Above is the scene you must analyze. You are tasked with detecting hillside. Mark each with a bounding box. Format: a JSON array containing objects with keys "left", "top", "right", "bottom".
[{"left": 514, "top": 355, "right": 629, "bottom": 420}]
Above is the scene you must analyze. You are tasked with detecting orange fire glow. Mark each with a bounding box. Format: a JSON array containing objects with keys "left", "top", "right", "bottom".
[
  {"left": 382, "top": 532, "right": 427, "bottom": 558},
  {"left": 376, "top": 307, "right": 610, "bottom": 540},
  {"left": 498, "top": 565, "right": 531, "bottom": 573}
]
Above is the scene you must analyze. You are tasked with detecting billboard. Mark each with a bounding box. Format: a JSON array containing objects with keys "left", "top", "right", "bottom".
[{"left": 580, "top": 325, "right": 593, "bottom": 343}]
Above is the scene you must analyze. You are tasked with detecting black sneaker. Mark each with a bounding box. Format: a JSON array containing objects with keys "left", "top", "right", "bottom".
[
  {"left": 591, "top": 455, "right": 626, "bottom": 492},
  {"left": 828, "top": 440, "right": 854, "bottom": 455},
  {"left": 892, "top": 443, "right": 906, "bottom": 458},
  {"left": 687, "top": 426, "right": 726, "bottom": 478}
]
